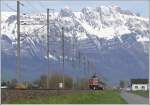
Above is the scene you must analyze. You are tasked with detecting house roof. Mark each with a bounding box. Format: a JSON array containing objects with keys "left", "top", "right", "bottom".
[{"left": 131, "top": 79, "right": 148, "bottom": 84}]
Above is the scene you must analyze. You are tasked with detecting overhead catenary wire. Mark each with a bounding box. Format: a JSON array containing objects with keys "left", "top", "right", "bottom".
[
  {"left": 25, "top": 1, "right": 42, "bottom": 13},
  {"left": 4, "top": 3, "right": 17, "bottom": 12},
  {"left": 38, "top": 1, "right": 46, "bottom": 11},
  {"left": 19, "top": 25, "right": 46, "bottom": 39},
  {"left": 20, "top": 5, "right": 33, "bottom": 15}
]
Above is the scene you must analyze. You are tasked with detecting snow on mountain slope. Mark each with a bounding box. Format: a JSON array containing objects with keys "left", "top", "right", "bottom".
[
  {"left": 1, "top": 5, "right": 149, "bottom": 84},
  {"left": 1, "top": 6, "right": 149, "bottom": 41}
]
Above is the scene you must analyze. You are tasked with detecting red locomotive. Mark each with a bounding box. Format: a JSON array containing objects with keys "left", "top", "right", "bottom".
[{"left": 89, "top": 74, "right": 104, "bottom": 90}]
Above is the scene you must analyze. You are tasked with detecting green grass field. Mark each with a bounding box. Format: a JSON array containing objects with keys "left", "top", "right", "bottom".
[
  {"left": 132, "top": 90, "right": 149, "bottom": 97},
  {"left": 9, "top": 90, "right": 127, "bottom": 104}
]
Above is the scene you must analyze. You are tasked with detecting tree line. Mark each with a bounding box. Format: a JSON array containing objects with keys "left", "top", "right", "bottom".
[{"left": 1, "top": 73, "right": 89, "bottom": 89}]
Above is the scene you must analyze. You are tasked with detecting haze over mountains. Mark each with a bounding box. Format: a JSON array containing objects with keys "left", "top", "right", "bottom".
[{"left": 1, "top": 5, "right": 149, "bottom": 85}]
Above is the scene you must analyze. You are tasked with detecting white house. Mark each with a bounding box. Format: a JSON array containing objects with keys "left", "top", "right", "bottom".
[{"left": 131, "top": 79, "right": 149, "bottom": 91}]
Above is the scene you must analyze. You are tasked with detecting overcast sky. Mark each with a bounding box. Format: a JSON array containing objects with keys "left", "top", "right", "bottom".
[{"left": 1, "top": 0, "right": 149, "bottom": 17}]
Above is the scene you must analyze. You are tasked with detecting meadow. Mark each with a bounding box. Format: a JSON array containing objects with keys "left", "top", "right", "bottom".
[{"left": 9, "top": 90, "right": 127, "bottom": 104}]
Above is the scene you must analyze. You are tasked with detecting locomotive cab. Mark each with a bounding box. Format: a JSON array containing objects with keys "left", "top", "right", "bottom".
[{"left": 89, "top": 74, "right": 104, "bottom": 90}]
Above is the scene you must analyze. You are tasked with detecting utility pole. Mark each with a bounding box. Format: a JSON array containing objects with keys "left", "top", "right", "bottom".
[
  {"left": 71, "top": 36, "right": 75, "bottom": 89},
  {"left": 87, "top": 60, "right": 90, "bottom": 78},
  {"left": 74, "top": 35, "right": 80, "bottom": 89},
  {"left": 78, "top": 51, "right": 81, "bottom": 71},
  {"left": 99, "top": 7, "right": 103, "bottom": 29},
  {"left": 61, "top": 27, "right": 65, "bottom": 88},
  {"left": 77, "top": 51, "right": 81, "bottom": 89},
  {"left": 17, "top": 0, "right": 20, "bottom": 82},
  {"left": 91, "top": 61, "right": 96, "bottom": 75},
  {"left": 83, "top": 56, "right": 86, "bottom": 79},
  {"left": 83, "top": 55, "right": 88, "bottom": 89},
  {"left": 47, "top": 8, "right": 50, "bottom": 89},
  {"left": 86, "top": 58, "right": 89, "bottom": 78}
]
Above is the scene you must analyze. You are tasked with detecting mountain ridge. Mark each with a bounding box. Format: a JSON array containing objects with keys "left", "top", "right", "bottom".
[{"left": 1, "top": 5, "right": 149, "bottom": 85}]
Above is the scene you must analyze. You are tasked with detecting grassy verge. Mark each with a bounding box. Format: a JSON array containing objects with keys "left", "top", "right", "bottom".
[
  {"left": 9, "top": 90, "right": 127, "bottom": 104},
  {"left": 132, "top": 90, "right": 149, "bottom": 97}
]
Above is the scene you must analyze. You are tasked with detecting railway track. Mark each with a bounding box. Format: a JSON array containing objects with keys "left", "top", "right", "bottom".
[{"left": 1, "top": 88, "right": 91, "bottom": 103}]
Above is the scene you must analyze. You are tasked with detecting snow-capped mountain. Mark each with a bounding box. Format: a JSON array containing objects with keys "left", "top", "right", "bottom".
[{"left": 1, "top": 6, "right": 149, "bottom": 84}]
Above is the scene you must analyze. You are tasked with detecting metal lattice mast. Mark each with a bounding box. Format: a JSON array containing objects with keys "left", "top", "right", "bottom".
[
  {"left": 78, "top": 51, "right": 81, "bottom": 72},
  {"left": 99, "top": 6, "right": 103, "bottom": 29},
  {"left": 71, "top": 35, "right": 75, "bottom": 89},
  {"left": 47, "top": 8, "right": 50, "bottom": 89},
  {"left": 61, "top": 27, "right": 65, "bottom": 88},
  {"left": 83, "top": 56, "right": 86, "bottom": 79},
  {"left": 74, "top": 34, "right": 80, "bottom": 89},
  {"left": 17, "top": 0, "right": 20, "bottom": 82},
  {"left": 74, "top": 35, "right": 77, "bottom": 86},
  {"left": 87, "top": 60, "right": 90, "bottom": 78}
]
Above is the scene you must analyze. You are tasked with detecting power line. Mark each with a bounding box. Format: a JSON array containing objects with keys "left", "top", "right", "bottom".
[
  {"left": 20, "top": 3, "right": 32, "bottom": 15},
  {"left": 19, "top": 25, "right": 46, "bottom": 38},
  {"left": 38, "top": 1, "right": 46, "bottom": 11},
  {"left": 25, "top": 1, "right": 42, "bottom": 13},
  {"left": 5, "top": 3, "right": 17, "bottom": 12}
]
